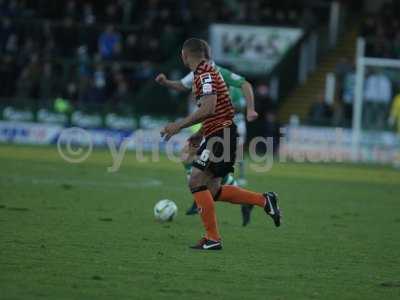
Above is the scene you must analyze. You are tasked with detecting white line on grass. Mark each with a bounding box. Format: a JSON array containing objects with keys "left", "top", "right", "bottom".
[{"left": 0, "top": 175, "right": 162, "bottom": 190}]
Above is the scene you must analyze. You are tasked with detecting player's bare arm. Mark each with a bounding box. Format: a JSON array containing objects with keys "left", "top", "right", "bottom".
[
  {"left": 155, "top": 73, "right": 189, "bottom": 92},
  {"left": 161, "top": 95, "right": 217, "bottom": 140},
  {"left": 241, "top": 80, "right": 258, "bottom": 122}
]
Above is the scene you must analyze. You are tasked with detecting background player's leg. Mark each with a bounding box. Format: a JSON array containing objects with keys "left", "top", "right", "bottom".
[
  {"left": 209, "top": 174, "right": 253, "bottom": 226},
  {"left": 236, "top": 157, "right": 254, "bottom": 226},
  {"left": 236, "top": 116, "right": 247, "bottom": 186},
  {"left": 181, "top": 143, "right": 199, "bottom": 215},
  {"left": 189, "top": 167, "right": 220, "bottom": 241},
  {"left": 235, "top": 118, "right": 254, "bottom": 225},
  {"left": 241, "top": 204, "right": 254, "bottom": 226},
  {"left": 181, "top": 143, "right": 197, "bottom": 180},
  {"left": 221, "top": 173, "right": 237, "bottom": 186},
  {"left": 216, "top": 185, "right": 265, "bottom": 207},
  {"left": 237, "top": 160, "right": 246, "bottom": 186},
  {"left": 215, "top": 184, "right": 281, "bottom": 228}
]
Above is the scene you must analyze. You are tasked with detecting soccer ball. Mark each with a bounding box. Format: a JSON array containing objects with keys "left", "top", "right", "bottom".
[{"left": 154, "top": 199, "right": 178, "bottom": 222}]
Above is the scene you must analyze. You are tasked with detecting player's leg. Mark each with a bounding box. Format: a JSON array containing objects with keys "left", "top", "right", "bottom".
[
  {"left": 205, "top": 153, "right": 270, "bottom": 212},
  {"left": 206, "top": 161, "right": 280, "bottom": 227},
  {"left": 183, "top": 148, "right": 240, "bottom": 217},
  {"left": 234, "top": 113, "right": 254, "bottom": 226},
  {"left": 180, "top": 143, "right": 199, "bottom": 215},
  {"left": 237, "top": 147, "right": 253, "bottom": 226},
  {"left": 219, "top": 172, "right": 252, "bottom": 226},
  {"left": 212, "top": 123, "right": 281, "bottom": 227},
  {"left": 215, "top": 185, "right": 281, "bottom": 227},
  {"left": 182, "top": 144, "right": 242, "bottom": 217},
  {"left": 188, "top": 167, "right": 222, "bottom": 250},
  {"left": 189, "top": 138, "right": 224, "bottom": 249}
]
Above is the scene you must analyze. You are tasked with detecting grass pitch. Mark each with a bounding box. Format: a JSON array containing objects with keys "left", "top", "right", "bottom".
[{"left": 0, "top": 144, "right": 399, "bottom": 299}]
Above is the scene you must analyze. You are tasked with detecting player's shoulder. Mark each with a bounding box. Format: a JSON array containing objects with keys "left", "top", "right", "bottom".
[
  {"left": 194, "top": 62, "right": 219, "bottom": 87},
  {"left": 196, "top": 61, "right": 216, "bottom": 75}
]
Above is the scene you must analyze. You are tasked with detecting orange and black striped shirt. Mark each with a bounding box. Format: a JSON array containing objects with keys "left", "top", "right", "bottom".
[{"left": 193, "top": 61, "right": 234, "bottom": 137}]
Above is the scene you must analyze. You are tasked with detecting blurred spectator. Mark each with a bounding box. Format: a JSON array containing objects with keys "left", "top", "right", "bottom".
[
  {"left": 361, "top": 16, "right": 376, "bottom": 38},
  {"left": 79, "top": 63, "right": 108, "bottom": 108},
  {"left": 341, "top": 67, "right": 356, "bottom": 125},
  {"left": 123, "top": 33, "right": 140, "bottom": 61},
  {"left": 389, "top": 90, "right": 400, "bottom": 133},
  {"left": 363, "top": 70, "right": 392, "bottom": 129},
  {"left": 39, "top": 62, "right": 55, "bottom": 104},
  {"left": 64, "top": 82, "right": 79, "bottom": 106},
  {"left": 3, "top": 0, "right": 20, "bottom": 17},
  {"left": 104, "top": 3, "right": 122, "bottom": 24},
  {"left": 335, "top": 57, "right": 353, "bottom": 84},
  {"left": 255, "top": 83, "right": 270, "bottom": 102},
  {"left": 111, "top": 79, "right": 132, "bottom": 111},
  {"left": 0, "top": 0, "right": 326, "bottom": 115},
  {"left": 38, "top": 21, "right": 57, "bottom": 60},
  {"left": 98, "top": 25, "right": 121, "bottom": 60},
  {"left": 0, "top": 18, "right": 14, "bottom": 53},
  {"left": 82, "top": 3, "right": 96, "bottom": 25},
  {"left": 361, "top": 2, "right": 400, "bottom": 59},
  {"left": 0, "top": 0, "right": 6, "bottom": 16},
  {"left": 92, "top": 64, "right": 107, "bottom": 100},
  {"left": 4, "top": 33, "right": 18, "bottom": 54},
  {"left": 18, "top": 37, "right": 36, "bottom": 64},
  {"left": 82, "top": 83, "right": 106, "bottom": 108},
  {"left": 16, "top": 67, "right": 34, "bottom": 100},
  {"left": 0, "top": 55, "right": 17, "bottom": 97},
  {"left": 119, "top": 0, "right": 133, "bottom": 25},
  {"left": 254, "top": 82, "right": 275, "bottom": 121},
  {"left": 370, "top": 26, "right": 392, "bottom": 58},
  {"left": 160, "top": 25, "right": 179, "bottom": 58},
  {"left": 108, "top": 62, "right": 123, "bottom": 95},
  {"left": 79, "top": 23, "right": 98, "bottom": 55},
  {"left": 38, "top": 62, "right": 63, "bottom": 108},
  {"left": 308, "top": 93, "right": 332, "bottom": 126},
  {"left": 300, "top": 7, "right": 316, "bottom": 30},
  {"left": 263, "top": 110, "right": 281, "bottom": 155},
  {"left": 393, "top": 32, "right": 400, "bottom": 59},
  {"left": 55, "top": 17, "right": 78, "bottom": 57},
  {"left": 336, "top": 64, "right": 356, "bottom": 126},
  {"left": 342, "top": 68, "right": 355, "bottom": 106},
  {"left": 65, "top": 0, "right": 77, "bottom": 20},
  {"left": 76, "top": 46, "right": 90, "bottom": 77},
  {"left": 133, "top": 61, "right": 155, "bottom": 82},
  {"left": 15, "top": 54, "right": 42, "bottom": 101},
  {"left": 144, "top": 38, "right": 162, "bottom": 62},
  {"left": 287, "top": 9, "right": 299, "bottom": 26}
]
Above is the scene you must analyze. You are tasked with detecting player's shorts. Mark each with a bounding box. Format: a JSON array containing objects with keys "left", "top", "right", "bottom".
[
  {"left": 192, "top": 123, "right": 238, "bottom": 178},
  {"left": 189, "top": 123, "right": 202, "bottom": 134}
]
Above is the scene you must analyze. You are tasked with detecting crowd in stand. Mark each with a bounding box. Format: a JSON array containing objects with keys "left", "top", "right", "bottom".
[
  {"left": 360, "top": 1, "right": 400, "bottom": 59},
  {"left": 309, "top": 57, "right": 400, "bottom": 131},
  {"left": 0, "top": 0, "right": 321, "bottom": 113},
  {"left": 0, "top": 0, "right": 189, "bottom": 111},
  {"left": 308, "top": 1, "right": 400, "bottom": 131}
]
